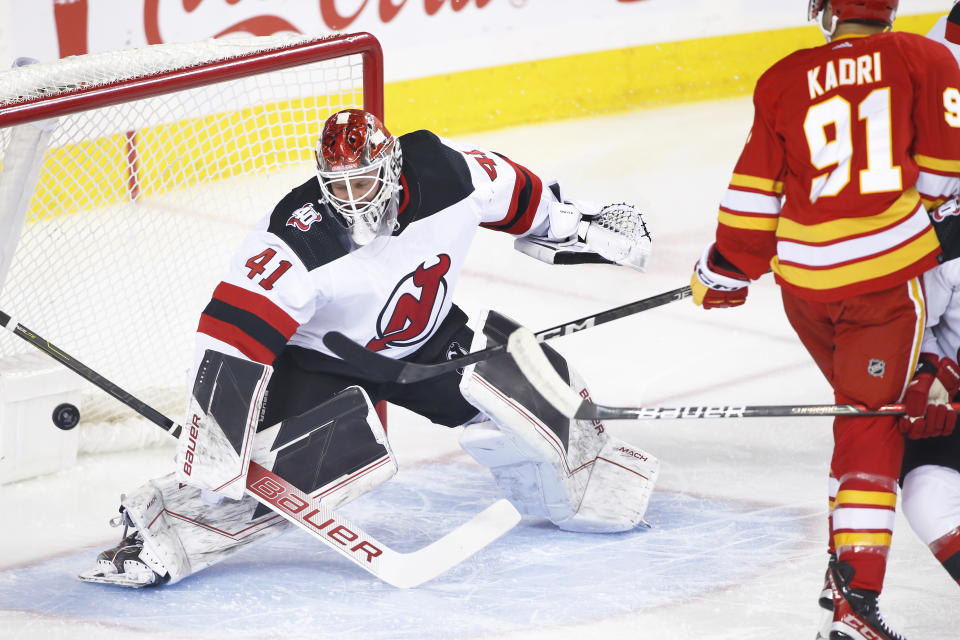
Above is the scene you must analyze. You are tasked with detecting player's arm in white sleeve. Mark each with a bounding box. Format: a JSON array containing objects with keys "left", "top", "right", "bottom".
[
  {"left": 451, "top": 139, "right": 651, "bottom": 271},
  {"left": 928, "top": 7, "right": 960, "bottom": 65},
  {"left": 177, "top": 223, "right": 320, "bottom": 499},
  {"left": 922, "top": 264, "right": 953, "bottom": 358},
  {"left": 192, "top": 224, "right": 318, "bottom": 371}
]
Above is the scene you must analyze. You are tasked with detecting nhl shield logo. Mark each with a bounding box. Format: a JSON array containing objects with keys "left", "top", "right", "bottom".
[
  {"left": 286, "top": 203, "right": 321, "bottom": 231},
  {"left": 867, "top": 359, "right": 886, "bottom": 378}
]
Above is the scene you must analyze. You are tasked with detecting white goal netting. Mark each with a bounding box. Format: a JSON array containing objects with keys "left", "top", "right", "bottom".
[{"left": 0, "top": 34, "right": 378, "bottom": 452}]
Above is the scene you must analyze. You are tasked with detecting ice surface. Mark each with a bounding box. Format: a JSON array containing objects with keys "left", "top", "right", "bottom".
[{"left": 1, "top": 98, "right": 956, "bottom": 639}]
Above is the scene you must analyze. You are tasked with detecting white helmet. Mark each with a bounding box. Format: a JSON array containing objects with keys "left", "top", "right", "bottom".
[{"left": 315, "top": 109, "right": 403, "bottom": 246}]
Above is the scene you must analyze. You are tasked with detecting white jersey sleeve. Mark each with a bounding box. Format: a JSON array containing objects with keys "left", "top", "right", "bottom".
[
  {"left": 442, "top": 137, "right": 567, "bottom": 238},
  {"left": 194, "top": 215, "right": 319, "bottom": 369},
  {"left": 923, "top": 260, "right": 960, "bottom": 360},
  {"left": 928, "top": 13, "right": 960, "bottom": 66}
]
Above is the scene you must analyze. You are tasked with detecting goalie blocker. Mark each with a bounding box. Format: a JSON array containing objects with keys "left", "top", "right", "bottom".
[{"left": 459, "top": 310, "right": 659, "bottom": 532}]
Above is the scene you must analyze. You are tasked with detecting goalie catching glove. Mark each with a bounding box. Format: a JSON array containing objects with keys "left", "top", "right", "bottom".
[{"left": 515, "top": 200, "right": 651, "bottom": 271}]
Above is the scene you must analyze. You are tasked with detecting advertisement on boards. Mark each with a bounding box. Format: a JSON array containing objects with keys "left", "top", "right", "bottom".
[{"left": 5, "top": 0, "right": 948, "bottom": 83}]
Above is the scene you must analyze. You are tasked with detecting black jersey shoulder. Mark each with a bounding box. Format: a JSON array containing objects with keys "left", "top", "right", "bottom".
[
  {"left": 934, "top": 213, "right": 960, "bottom": 264},
  {"left": 395, "top": 130, "right": 475, "bottom": 233},
  {"left": 266, "top": 177, "right": 352, "bottom": 271}
]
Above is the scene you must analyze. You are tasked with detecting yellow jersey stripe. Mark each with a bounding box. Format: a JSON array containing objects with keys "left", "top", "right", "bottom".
[
  {"left": 771, "top": 229, "right": 939, "bottom": 290},
  {"left": 730, "top": 173, "right": 784, "bottom": 194},
  {"left": 915, "top": 154, "right": 960, "bottom": 174},
  {"left": 718, "top": 211, "right": 779, "bottom": 231},
  {"left": 833, "top": 532, "right": 893, "bottom": 548},
  {"left": 835, "top": 490, "right": 898, "bottom": 508},
  {"left": 903, "top": 278, "right": 927, "bottom": 399},
  {"left": 776, "top": 188, "right": 919, "bottom": 243}
]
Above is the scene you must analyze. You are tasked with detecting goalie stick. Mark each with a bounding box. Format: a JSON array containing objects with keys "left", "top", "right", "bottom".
[
  {"left": 323, "top": 285, "right": 692, "bottom": 383},
  {"left": 504, "top": 326, "right": 954, "bottom": 421},
  {"left": 0, "top": 309, "right": 520, "bottom": 588}
]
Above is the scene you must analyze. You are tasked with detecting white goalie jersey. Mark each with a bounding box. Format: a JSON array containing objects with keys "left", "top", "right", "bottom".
[{"left": 193, "top": 130, "right": 572, "bottom": 367}]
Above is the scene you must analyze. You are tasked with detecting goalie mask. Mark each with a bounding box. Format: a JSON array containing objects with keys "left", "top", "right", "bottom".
[
  {"left": 808, "top": 0, "right": 897, "bottom": 41},
  {"left": 316, "top": 109, "right": 403, "bottom": 246}
]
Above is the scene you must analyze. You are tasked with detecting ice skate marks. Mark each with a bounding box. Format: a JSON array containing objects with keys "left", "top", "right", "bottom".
[{"left": 0, "top": 464, "right": 808, "bottom": 639}]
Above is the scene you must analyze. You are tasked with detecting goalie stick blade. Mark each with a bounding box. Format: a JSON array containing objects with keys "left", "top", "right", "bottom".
[
  {"left": 245, "top": 462, "right": 520, "bottom": 588},
  {"left": 377, "top": 499, "right": 521, "bottom": 589},
  {"left": 324, "top": 286, "right": 692, "bottom": 385}
]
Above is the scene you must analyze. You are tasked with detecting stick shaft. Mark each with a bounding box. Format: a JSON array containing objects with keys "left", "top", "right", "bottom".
[
  {"left": 532, "top": 286, "right": 692, "bottom": 341},
  {"left": 324, "top": 285, "right": 692, "bottom": 383},
  {"left": 578, "top": 402, "right": 922, "bottom": 421},
  {"left": 0, "top": 310, "right": 181, "bottom": 437}
]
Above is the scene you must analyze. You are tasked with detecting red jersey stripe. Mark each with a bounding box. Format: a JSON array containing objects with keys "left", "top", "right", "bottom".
[
  {"left": 198, "top": 315, "right": 277, "bottom": 365},
  {"left": 212, "top": 282, "right": 299, "bottom": 338}
]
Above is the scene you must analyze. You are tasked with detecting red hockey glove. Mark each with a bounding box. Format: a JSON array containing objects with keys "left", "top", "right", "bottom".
[
  {"left": 691, "top": 244, "right": 749, "bottom": 309},
  {"left": 899, "top": 353, "right": 960, "bottom": 439}
]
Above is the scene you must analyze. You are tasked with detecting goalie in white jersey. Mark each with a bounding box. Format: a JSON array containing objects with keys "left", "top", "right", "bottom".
[{"left": 80, "top": 109, "right": 659, "bottom": 587}]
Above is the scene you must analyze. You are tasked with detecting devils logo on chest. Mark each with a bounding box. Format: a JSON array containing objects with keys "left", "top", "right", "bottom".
[{"left": 366, "top": 254, "right": 452, "bottom": 352}]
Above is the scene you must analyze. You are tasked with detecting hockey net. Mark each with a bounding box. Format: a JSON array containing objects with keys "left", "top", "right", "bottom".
[{"left": 0, "top": 33, "right": 382, "bottom": 453}]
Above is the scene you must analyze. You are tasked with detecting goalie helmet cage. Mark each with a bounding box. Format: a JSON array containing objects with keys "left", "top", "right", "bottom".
[{"left": 0, "top": 33, "right": 384, "bottom": 453}]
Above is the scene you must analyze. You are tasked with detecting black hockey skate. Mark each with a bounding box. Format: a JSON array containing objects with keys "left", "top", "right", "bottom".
[
  {"left": 78, "top": 511, "right": 170, "bottom": 588},
  {"left": 827, "top": 560, "right": 905, "bottom": 640}
]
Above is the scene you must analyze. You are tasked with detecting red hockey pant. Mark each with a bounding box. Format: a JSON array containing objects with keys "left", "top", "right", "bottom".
[{"left": 781, "top": 278, "right": 924, "bottom": 592}]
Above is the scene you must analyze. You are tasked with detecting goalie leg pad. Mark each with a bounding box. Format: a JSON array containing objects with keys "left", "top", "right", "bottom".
[
  {"left": 459, "top": 310, "right": 604, "bottom": 524},
  {"left": 81, "top": 387, "right": 398, "bottom": 587},
  {"left": 460, "top": 420, "right": 569, "bottom": 518},
  {"left": 460, "top": 310, "right": 659, "bottom": 532},
  {"left": 80, "top": 473, "right": 292, "bottom": 587},
  {"left": 556, "top": 436, "right": 660, "bottom": 533},
  {"left": 176, "top": 350, "right": 272, "bottom": 500}
]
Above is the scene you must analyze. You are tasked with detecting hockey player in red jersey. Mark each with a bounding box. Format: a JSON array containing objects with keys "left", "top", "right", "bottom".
[
  {"left": 78, "top": 109, "right": 660, "bottom": 588},
  {"left": 690, "top": 1, "right": 960, "bottom": 638}
]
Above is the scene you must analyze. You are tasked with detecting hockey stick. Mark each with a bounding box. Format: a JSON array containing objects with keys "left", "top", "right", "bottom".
[
  {"left": 323, "top": 285, "right": 692, "bottom": 384},
  {"left": 0, "top": 310, "right": 183, "bottom": 438},
  {"left": 504, "top": 326, "right": 939, "bottom": 421},
  {"left": 0, "top": 309, "right": 520, "bottom": 588}
]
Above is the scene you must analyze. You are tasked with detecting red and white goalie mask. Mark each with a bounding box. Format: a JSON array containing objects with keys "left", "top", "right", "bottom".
[{"left": 316, "top": 109, "right": 403, "bottom": 246}]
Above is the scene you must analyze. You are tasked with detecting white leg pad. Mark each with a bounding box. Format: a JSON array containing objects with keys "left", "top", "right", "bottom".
[
  {"left": 460, "top": 419, "right": 571, "bottom": 519},
  {"left": 123, "top": 472, "right": 291, "bottom": 585},
  {"left": 902, "top": 464, "right": 960, "bottom": 545},
  {"left": 556, "top": 436, "right": 660, "bottom": 533},
  {"left": 459, "top": 308, "right": 660, "bottom": 533}
]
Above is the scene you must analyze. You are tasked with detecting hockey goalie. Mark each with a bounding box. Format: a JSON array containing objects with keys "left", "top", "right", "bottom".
[{"left": 80, "top": 109, "right": 659, "bottom": 587}]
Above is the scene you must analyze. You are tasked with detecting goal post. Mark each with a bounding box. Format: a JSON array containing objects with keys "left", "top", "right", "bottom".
[{"left": 0, "top": 33, "right": 385, "bottom": 472}]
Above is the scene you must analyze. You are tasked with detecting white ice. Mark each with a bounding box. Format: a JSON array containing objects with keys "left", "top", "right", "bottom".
[{"left": 1, "top": 98, "right": 957, "bottom": 639}]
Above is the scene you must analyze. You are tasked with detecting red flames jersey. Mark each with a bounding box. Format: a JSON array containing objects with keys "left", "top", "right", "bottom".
[
  {"left": 715, "top": 32, "right": 960, "bottom": 301},
  {"left": 192, "top": 130, "right": 564, "bottom": 369}
]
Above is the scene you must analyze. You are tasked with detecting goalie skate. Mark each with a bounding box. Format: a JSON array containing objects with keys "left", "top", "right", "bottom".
[{"left": 79, "top": 513, "right": 170, "bottom": 588}]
